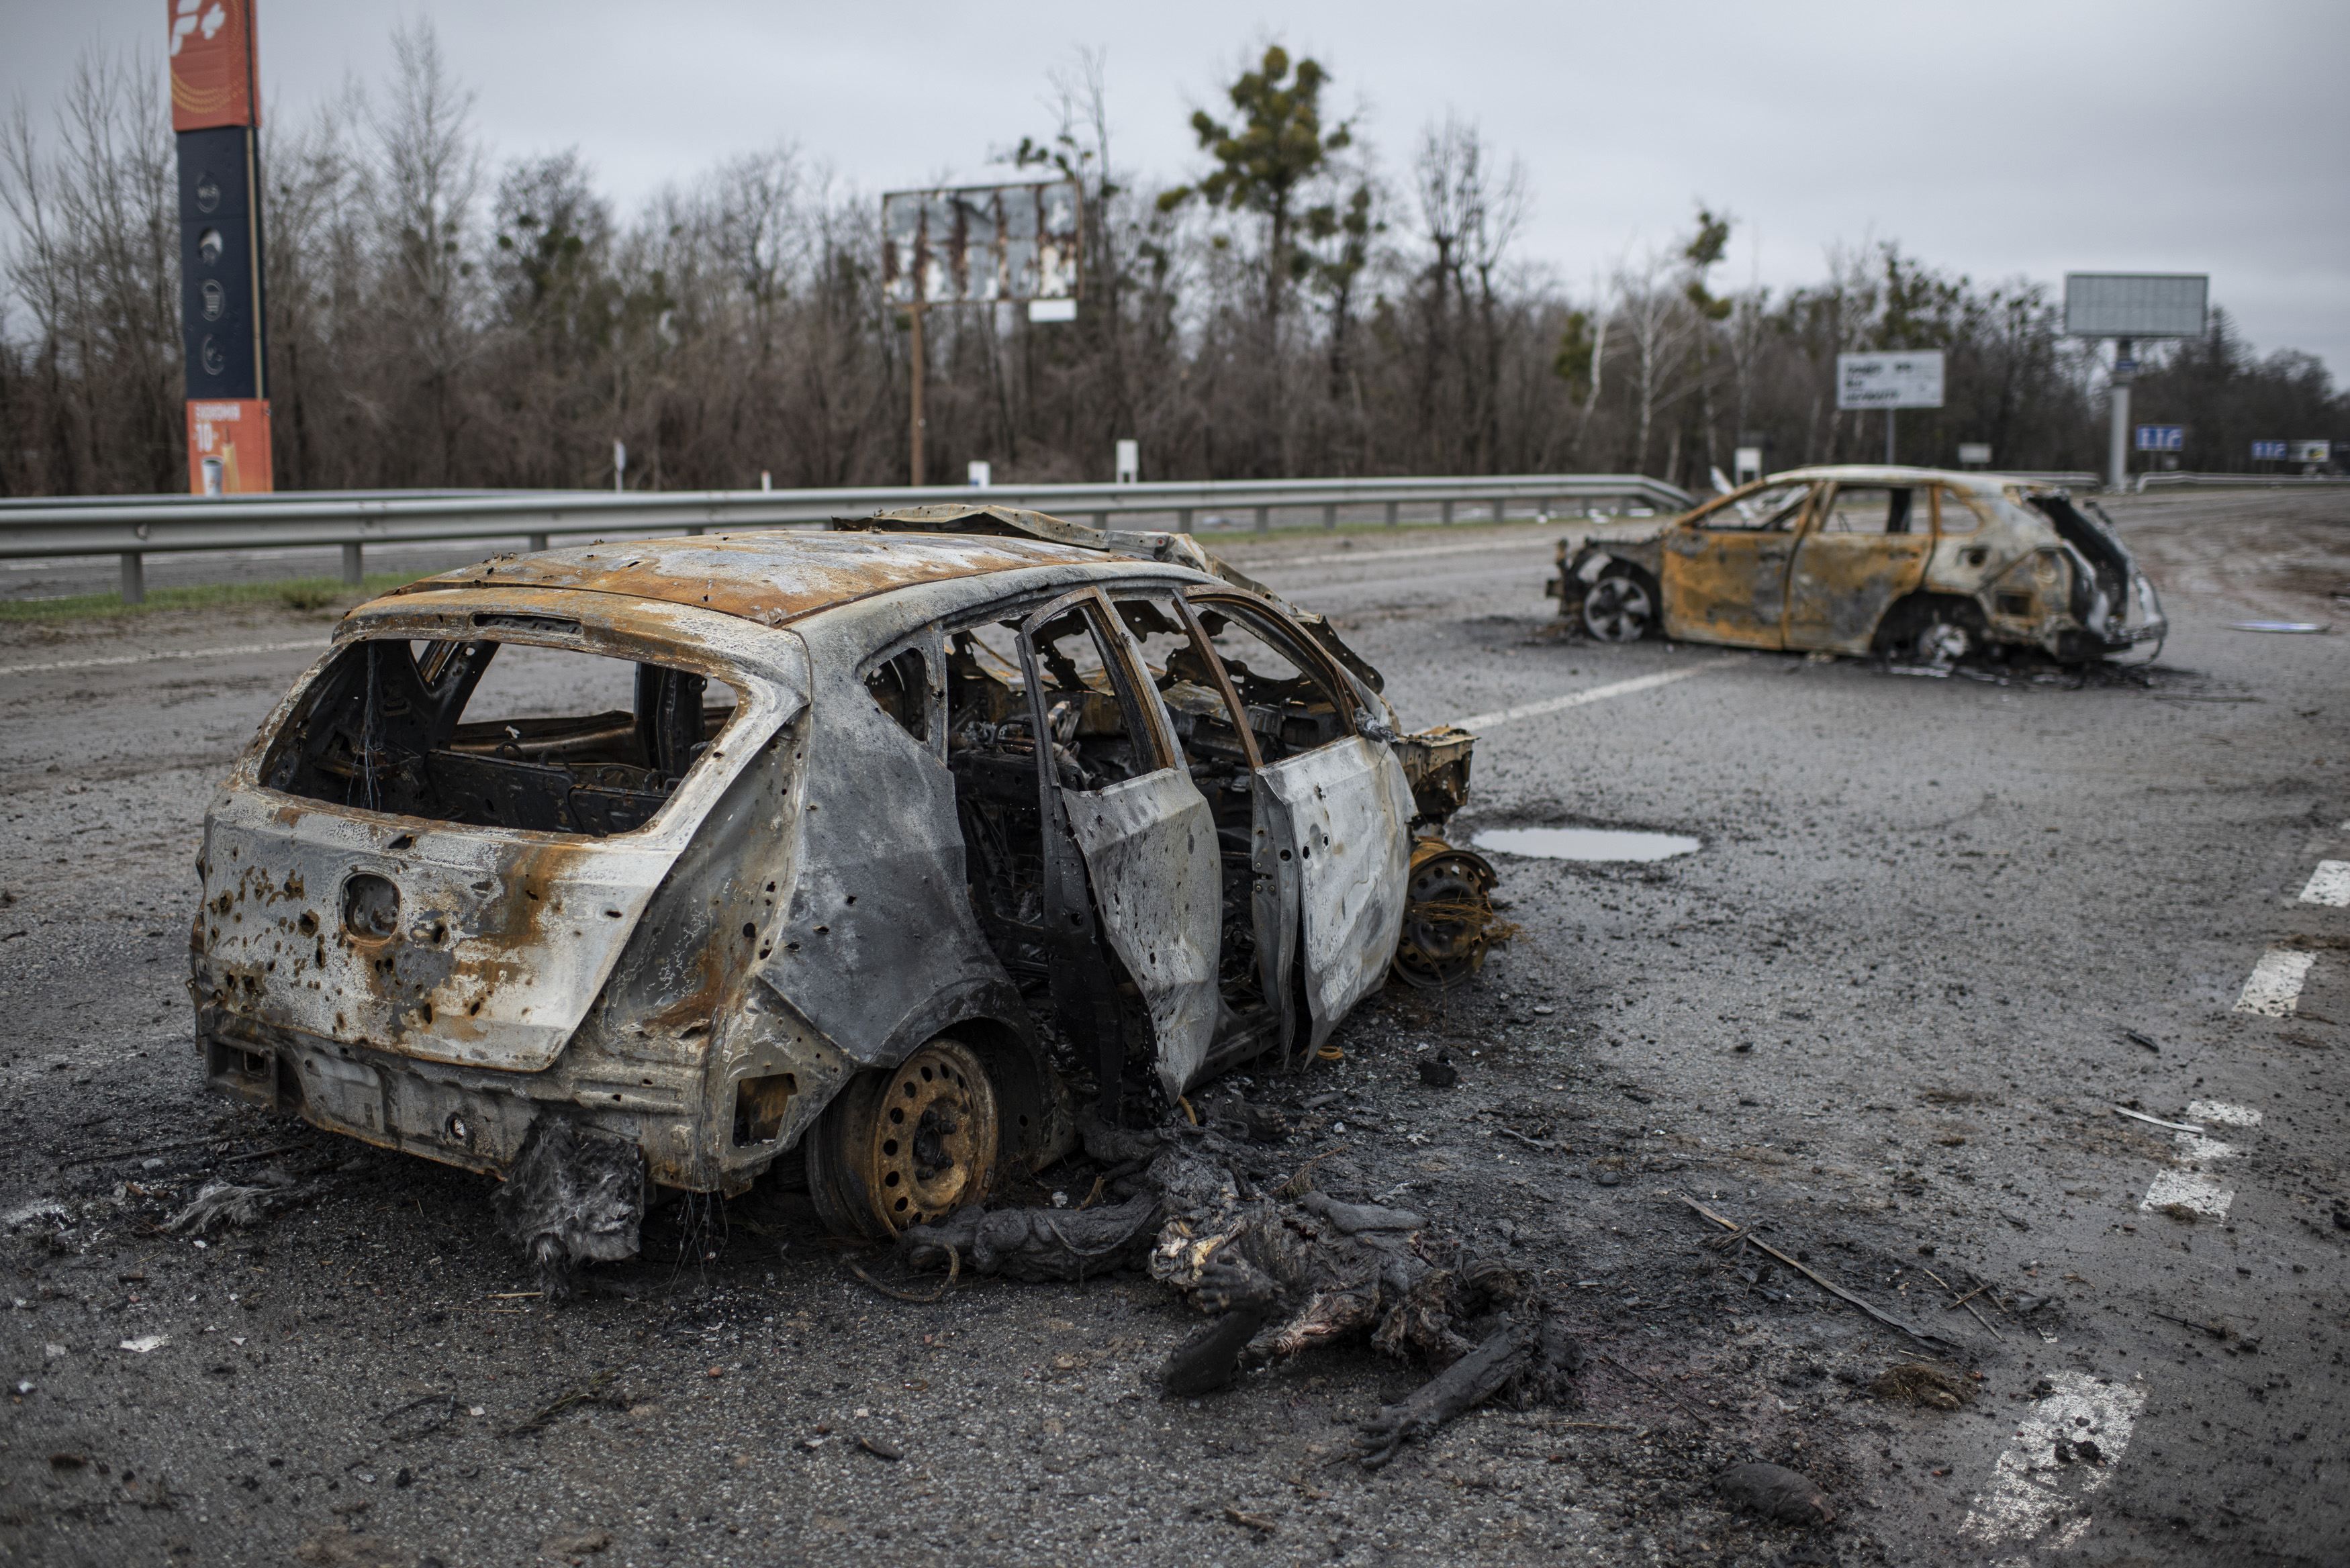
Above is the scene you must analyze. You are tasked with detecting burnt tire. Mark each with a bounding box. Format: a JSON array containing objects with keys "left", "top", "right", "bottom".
[
  {"left": 1878, "top": 596, "right": 1985, "bottom": 666},
  {"left": 805, "top": 1036, "right": 1001, "bottom": 1241},
  {"left": 1581, "top": 569, "right": 1656, "bottom": 642}
]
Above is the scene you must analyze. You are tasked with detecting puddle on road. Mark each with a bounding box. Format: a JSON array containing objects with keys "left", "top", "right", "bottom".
[{"left": 1471, "top": 826, "right": 1701, "bottom": 863}]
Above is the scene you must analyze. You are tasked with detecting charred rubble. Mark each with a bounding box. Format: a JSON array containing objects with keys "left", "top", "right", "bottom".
[{"left": 898, "top": 1110, "right": 1584, "bottom": 1469}]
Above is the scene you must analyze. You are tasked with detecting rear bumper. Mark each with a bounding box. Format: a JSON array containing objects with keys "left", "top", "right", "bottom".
[{"left": 197, "top": 1005, "right": 780, "bottom": 1192}]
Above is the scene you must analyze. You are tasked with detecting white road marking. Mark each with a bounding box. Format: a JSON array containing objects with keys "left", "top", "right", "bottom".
[
  {"left": 2234, "top": 949, "right": 2315, "bottom": 1016},
  {"left": 2298, "top": 861, "right": 2350, "bottom": 907},
  {"left": 1248, "top": 535, "right": 1560, "bottom": 575},
  {"left": 0, "top": 639, "right": 320, "bottom": 678},
  {"left": 2140, "top": 1101, "right": 2261, "bottom": 1220},
  {"left": 1454, "top": 656, "right": 1742, "bottom": 732},
  {"left": 1961, "top": 1369, "right": 2144, "bottom": 1549}
]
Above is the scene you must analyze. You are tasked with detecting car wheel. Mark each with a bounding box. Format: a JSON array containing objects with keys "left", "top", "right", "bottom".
[
  {"left": 805, "top": 1036, "right": 1000, "bottom": 1240},
  {"left": 1581, "top": 570, "right": 1656, "bottom": 642}
]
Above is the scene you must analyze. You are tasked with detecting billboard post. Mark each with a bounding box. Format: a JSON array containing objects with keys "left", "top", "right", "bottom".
[
  {"left": 1834, "top": 350, "right": 1944, "bottom": 464},
  {"left": 882, "top": 180, "right": 1081, "bottom": 487},
  {"left": 169, "top": 0, "right": 271, "bottom": 501}
]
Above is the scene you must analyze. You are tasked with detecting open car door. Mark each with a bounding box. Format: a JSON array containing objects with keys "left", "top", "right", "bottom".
[
  {"left": 1184, "top": 593, "right": 1412, "bottom": 1061},
  {"left": 1015, "top": 589, "right": 1221, "bottom": 1110}
]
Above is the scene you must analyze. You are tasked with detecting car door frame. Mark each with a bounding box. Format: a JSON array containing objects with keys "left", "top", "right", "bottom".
[
  {"left": 1783, "top": 481, "right": 1937, "bottom": 654},
  {"left": 1013, "top": 585, "right": 1223, "bottom": 1113},
  {"left": 1180, "top": 588, "right": 1413, "bottom": 1066},
  {"left": 1660, "top": 483, "right": 1819, "bottom": 648}
]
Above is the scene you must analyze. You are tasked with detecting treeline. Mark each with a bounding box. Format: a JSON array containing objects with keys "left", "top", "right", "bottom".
[{"left": 3, "top": 30, "right": 2342, "bottom": 497}]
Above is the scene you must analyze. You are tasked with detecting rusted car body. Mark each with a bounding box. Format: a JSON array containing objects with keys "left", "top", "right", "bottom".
[
  {"left": 1548, "top": 465, "right": 2165, "bottom": 663},
  {"left": 190, "top": 507, "right": 1492, "bottom": 1260}
]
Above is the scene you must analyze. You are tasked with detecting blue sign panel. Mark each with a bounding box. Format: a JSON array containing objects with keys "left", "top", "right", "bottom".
[
  {"left": 2134, "top": 424, "right": 2184, "bottom": 452},
  {"left": 2250, "top": 440, "right": 2289, "bottom": 461}
]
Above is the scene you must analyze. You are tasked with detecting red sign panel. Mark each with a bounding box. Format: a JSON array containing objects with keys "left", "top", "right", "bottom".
[
  {"left": 169, "top": 0, "right": 259, "bottom": 132},
  {"left": 186, "top": 399, "right": 273, "bottom": 494}
]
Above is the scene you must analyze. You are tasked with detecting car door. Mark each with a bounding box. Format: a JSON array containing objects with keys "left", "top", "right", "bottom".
[
  {"left": 1015, "top": 589, "right": 1221, "bottom": 1110},
  {"left": 1784, "top": 483, "right": 1934, "bottom": 653},
  {"left": 1183, "top": 592, "right": 1413, "bottom": 1063},
  {"left": 1660, "top": 479, "right": 1815, "bottom": 647}
]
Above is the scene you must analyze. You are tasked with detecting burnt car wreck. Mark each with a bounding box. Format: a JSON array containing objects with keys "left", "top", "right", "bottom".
[
  {"left": 1549, "top": 465, "right": 2165, "bottom": 664},
  {"left": 189, "top": 505, "right": 1502, "bottom": 1297}
]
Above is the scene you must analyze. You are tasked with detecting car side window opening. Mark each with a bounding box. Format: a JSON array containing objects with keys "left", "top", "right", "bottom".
[
  {"left": 1698, "top": 481, "right": 1812, "bottom": 531},
  {"left": 1184, "top": 597, "right": 1352, "bottom": 763},
  {"left": 1815, "top": 486, "right": 1918, "bottom": 535},
  {"left": 1934, "top": 487, "right": 1984, "bottom": 533},
  {"left": 261, "top": 637, "right": 740, "bottom": 838},
  {"left": 864, "top": 646, "right": 931, "bottom": 745},
  {"left": 1115, "top": 593, "right": 1269, "bottom": 1014}
]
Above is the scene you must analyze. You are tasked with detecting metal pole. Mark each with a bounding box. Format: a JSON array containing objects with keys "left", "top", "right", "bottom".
[
  {"left": 2106, "top": 338, "right": 2132, "bottom": 492},
  {"left": 1441, "top": 499, "right": 1454, "bottom": 525},
  {"left": 341, "top": 542, "right": 363, "bottom": 585},
  {"left": 1384, "top": 501, "right": 1398, "bottom": 527},
  {"left": 1178, "top": 508, "right": 1193, "bottom": 534},
  {"left": 527, "top": 532, "right": 549, "bottom": 553},
  {"left": 1254, "top": 506, "right": 1269, "bottom": 534},
  {"left": 908, "top": 305, "right": 927, "bottom": 487},
  {"left": 1322, "top": 503, "right": 1337, "bottom": 530},
  {"left": 119, "top": 552, "right": 144, "bottom": 605},
  {"left": 1885, "top": 408, "right": 1895, "bottom": 465}
]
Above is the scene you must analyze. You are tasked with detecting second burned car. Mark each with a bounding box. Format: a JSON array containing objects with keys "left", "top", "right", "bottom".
[
  {"left": 187, "top": 506, "right": 1496, "bottom": 1282},
  {"left": 1549, "top": 465, "right": 2165, "bottom": 664}
]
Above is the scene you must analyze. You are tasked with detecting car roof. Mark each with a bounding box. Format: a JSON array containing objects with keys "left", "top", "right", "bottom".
[
  {"left": 1760, "top": 464, "right": 2024, "bottom": 493},
  {"left": 379, "top": 528, "right": 1145, "bottom": 629}
]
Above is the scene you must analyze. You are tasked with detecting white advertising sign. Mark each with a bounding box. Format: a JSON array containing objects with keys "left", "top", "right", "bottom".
[{"left": 1836, "top": 351, "right": 1946, "bottom": 411}]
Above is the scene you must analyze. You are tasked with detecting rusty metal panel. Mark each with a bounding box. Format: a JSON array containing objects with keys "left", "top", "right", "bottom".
[
  {"left": 1254, "top": 736, "right": 1413, "bottom": 1052},
  {"left": 1062, "top": 767, "right": 1222, "bottom": 1101},
  {"left": 880, "top": 180, "right": 1081, "bottom": 307}
]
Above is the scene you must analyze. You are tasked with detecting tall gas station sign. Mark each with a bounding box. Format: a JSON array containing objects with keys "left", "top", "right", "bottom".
[{"left": 169, "top": 0, "right": 271, "bottom": 493}]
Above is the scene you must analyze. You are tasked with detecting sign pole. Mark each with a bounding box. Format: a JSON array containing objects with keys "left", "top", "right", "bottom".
[
  {"left": 2106, "top": 337, "right": 2132, "bottom": 492},
  {"left": 908, "top": 302, "right": 926, "bottom": 487},
  {"left": 1885, "top": 408, "right": 1895, "bottom": 465},
  {"left": 171, "top": 0, "right": 271, "bottom": 499}
]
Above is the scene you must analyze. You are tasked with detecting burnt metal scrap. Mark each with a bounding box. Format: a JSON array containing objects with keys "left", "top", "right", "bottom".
[
  {"left": 900, "top": 1117, "right": 1583, "bottom": 1469},
  {"left": 188, "top": 504, "right": 1504, "bottom": 1288},
  {"left": 1550, "top": 464, "right": 2165, "bottom": 665}
]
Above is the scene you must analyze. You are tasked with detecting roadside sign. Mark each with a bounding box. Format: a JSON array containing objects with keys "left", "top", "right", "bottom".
[
  {"left": 1957, "top": 442, "right": 1992, "bottom": 467},
  {"left": 2292, "top": 440, "right": 2332, "bottom": 464},
  {"left": 2251, "top": 440, "right": 2289, "bottom": 461},
  {"left": 2064, "top": 273, "right": 2209, "bottom": 339},
  {"left": 2135, "top": 425, "right": 2184, "bottom": 453},
  {"left": 881, "top": 180, "right": 1082, "bottom": 306},
  {"left": 1836, "top": 351, "right": 1945, "bottom": 410}
]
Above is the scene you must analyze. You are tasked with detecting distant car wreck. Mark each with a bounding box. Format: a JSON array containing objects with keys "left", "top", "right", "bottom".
[
  {"left": 1549, "top": 466, "right": 2165, "bottom": 664},
  {"left": 189, "top": 505, "right": 1502, "bottom": 1287}
]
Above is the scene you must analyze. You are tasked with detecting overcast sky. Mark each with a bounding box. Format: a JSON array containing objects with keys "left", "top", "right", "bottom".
[{"left": 8, "top": 0, "right": 2349, "bottom": 376}]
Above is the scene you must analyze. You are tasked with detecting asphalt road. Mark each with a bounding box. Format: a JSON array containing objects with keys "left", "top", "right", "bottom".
[{"left": 0, "top": 489, "right": 2343, "bottom": 1567}]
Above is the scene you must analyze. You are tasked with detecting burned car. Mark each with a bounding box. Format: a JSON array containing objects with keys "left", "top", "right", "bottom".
[
  {"left": 189, "top": 506, "right": 1496, "bottom": 1277},
  {"left": 1548, "top": 465, "right": 2165, "bottom": 663}
]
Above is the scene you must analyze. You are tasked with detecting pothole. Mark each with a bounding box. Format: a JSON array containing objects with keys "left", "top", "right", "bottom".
[{"left": 1471, "top": 826, "right": 1700, "bottom": 863}]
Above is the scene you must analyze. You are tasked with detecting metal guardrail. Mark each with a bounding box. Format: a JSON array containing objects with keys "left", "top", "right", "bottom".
[
  {"left": 2134, "top": 471, "right": 2350, "bottom": 493},
  {"left": 0, "top": 473, "right": 1695, "bottom": 603}
]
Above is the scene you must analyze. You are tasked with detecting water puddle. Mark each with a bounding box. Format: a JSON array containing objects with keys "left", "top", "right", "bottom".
[{"left": 1472, "top": 826, "right": 1701, "bottom": 863}]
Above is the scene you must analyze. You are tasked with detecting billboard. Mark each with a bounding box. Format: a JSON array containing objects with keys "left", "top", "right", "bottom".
[
  {"left": 2250, "top": 440, "right": 2288, "bottom": 462},
  {"left": 882, "top": 181, "right": 1081, "bottom": 306},
  {"left": 169, "top": 0, "right": 259, "bottom": 132},
  {"left": 2063, "top": 273, "right": 2208, "bottom": 339},
  {"left": 170, "top": 0, "right": 270, "bottom": 492},
  {"left": 2134, "top": 425, "right": 2184, "bottom": 452},
  {"left": 2293, "top": 440, "right": 2333, "bottom": 464},
  {"left": 1836, "top": 350, "right": 1945, "bottom": 410}
]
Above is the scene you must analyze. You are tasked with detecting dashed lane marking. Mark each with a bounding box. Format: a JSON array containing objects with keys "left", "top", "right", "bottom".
[
  {"left": 0, "top": 640, "right": 320, "bottom": 678},
  {"left": 1454, "top": 656, "right": 1744, "bottom": 732},
  {"left": 1960, "top": 1369, "right": 2145, "bottom": 1551},
  {"left": 2235, "top": 949, "right": 2315, "bottom": 1016},
  {"left": 2138, "top": 1101, "right": 2261, "bottom": 1220},
  {"left": 2298, "top": 861, "right": 2350, "bottom": 907}
]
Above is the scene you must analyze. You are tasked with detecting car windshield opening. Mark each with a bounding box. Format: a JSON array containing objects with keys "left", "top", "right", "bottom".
[{"left": 259, "top": 637, "right": 741, "bottom": 837}]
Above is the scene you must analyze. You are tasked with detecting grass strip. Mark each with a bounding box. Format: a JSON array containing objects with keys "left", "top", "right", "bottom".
[{"left": 0, "top": 571, "right": 419, "bottom": 622}]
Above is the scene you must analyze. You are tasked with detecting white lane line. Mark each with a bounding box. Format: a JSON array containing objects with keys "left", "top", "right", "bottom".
[
  {"left": 2140, "top": 1101, "right": 2261, "bottom": 1220},
  {"left": 2298, "top": 861, "right": 2350, "bottom": 906},
  {"left": 1454, "top": 656, "right": 1742, "bottom": 732},
  {"left": 0, "top": 639, "right": 321, "bottom": 678},
  {"left": 2235, "top": 949, "right": 2315, "bottom": 1016},
  {"left": 1961, "top": 1369, "right": 2144, "bottom": 1550}
]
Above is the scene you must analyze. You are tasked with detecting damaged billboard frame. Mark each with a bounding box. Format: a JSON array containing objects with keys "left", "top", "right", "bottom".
[{"left": 882, "top": 179, "right": 1084, "bottom": 487}]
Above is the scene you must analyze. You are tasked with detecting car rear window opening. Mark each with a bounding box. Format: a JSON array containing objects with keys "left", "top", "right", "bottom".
[{"left": 259, "top": 638, "right": 741, "bottom": 837}]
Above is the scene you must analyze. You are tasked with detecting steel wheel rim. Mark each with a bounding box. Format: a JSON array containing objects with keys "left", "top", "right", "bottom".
[
  {"left": 1585, "top": 578, "right": 1651, "bottom": 642},
  {"left": 867, "top": 1039, "right": 998, "bottom": 1230}
]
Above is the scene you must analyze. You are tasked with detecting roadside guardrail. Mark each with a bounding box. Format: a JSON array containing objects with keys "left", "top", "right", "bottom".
[
  {"left": 2134, "top": 471, "right": 2350, "bottom": 493},
  {"left": 0, "top": 473, "right": 1695, "bottom": 603}
]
